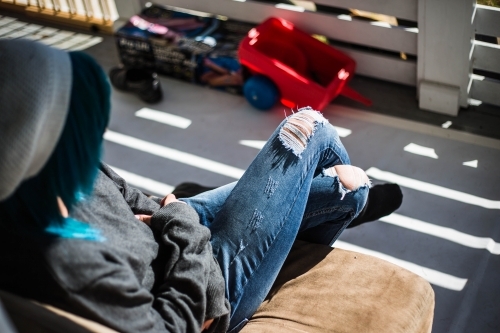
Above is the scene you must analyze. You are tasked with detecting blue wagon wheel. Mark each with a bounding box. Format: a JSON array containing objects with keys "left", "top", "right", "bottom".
[{"left": 243, "top": 75, "right": 279, "bottom": 111}]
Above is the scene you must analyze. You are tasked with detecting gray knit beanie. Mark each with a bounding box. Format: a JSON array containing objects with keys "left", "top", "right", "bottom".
[{"left": 0, "top": 39, "right": 72, "bottom": 200}]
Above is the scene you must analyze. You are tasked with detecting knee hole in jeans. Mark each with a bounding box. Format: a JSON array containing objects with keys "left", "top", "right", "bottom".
[
  {"left": 278, "top": 108, "right": 327, "bottom": 157},
  {"left": 324, "top": 165, "right": 371, "bottom": 191}
]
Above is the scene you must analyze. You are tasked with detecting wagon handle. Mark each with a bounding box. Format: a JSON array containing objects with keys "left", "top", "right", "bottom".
[{"left": 340, "top": 86, "right": 372, "bottom": 106}]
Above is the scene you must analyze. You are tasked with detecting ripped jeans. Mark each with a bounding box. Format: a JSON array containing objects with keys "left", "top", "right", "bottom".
[{"left": 181, "top": 108, "right": 369, "bottom": 332}]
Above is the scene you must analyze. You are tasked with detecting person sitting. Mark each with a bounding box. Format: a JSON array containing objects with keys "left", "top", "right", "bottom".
[{"left": 0, "top": 39, "right": 402, "bottom": 333}]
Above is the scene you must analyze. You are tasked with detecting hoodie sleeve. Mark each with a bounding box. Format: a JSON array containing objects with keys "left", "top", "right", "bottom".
[
  {"left": 151, "top": 202, "right": 230, "bottom": 333},
  {"left": 47, "top": 202, "right": 228, "bottom": 333},
  {"left": 99, "top": 163, "right": 161, "bottom": 215},
  {"left": 101, "top": 162, "right": 230, "bottom": 327},
  {"left": 43, "top": 166, "right": 229, "bottom": 333}
]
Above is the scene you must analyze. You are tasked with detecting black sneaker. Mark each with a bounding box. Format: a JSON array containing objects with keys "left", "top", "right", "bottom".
[
  {"left": 347, "top": 183, "right": 403, "bottom": 228},
  {"left": 109, "top": 66, "right": 163, "bottom": 103},
  {"left": 171, "top": 182, "right": 216, "bottom": 198}
]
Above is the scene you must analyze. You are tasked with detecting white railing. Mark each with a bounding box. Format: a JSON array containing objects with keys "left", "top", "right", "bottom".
[
  {"left": 470, "top": 4, "right": 500, "bottom": 108},
  {"left": 4, "top": 0, "right": 497, "bottom": 115}
]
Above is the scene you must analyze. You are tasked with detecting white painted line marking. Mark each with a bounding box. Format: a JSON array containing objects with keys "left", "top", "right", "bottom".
[
  {"left": 366, "top": 167, "right": 500, "bottom": 209},
  {"left": 53, "top": 34, "right": 93, "bottom": 50},
  {"left": 441, "top": 121, "right": 452, "bottom": 128},
  {"left": 108, "top": 165, "right": 174, "bottom": 196},
  {"left": 381, "top": 213, "right": 500, "bottom": 255},
  {"left": 22, "top": 34, "right": 43, "bottom": 41},
  {"left": 463, "top": 160, "right": 478, "bottom": 168},
  {"left": 404, "top": 27, "right": 419, "bottom": 33},
  {"left": 333, "top": 126, "right": 352, "bottom": 137},
  {"left": 39, "top": 31, "right": 74, "bottom": 46},
  {"left": 4, "top": 21, "right": 27, "bottom": 31},
  {"left": 330, "top": 105, "right": 500, "bottom": 150},
  {"left": 2, "top": 29, "right": 32, "bottom": 39},
  {"left": 71, "top": 34, "right": 95, "bottom": 43},
  {"left": 135, "top": 108, "right": 192, "bottom": 129},
  {"left": 275, "top": 3, "right": 305, "bottom": 12},
  {"left": 468, "top": 98, "right": 482, "bottom": 106},
  {"left": 239, "top": 140, "right": 266, "bottom": 150},
  {"left": 20, "top": 24, "right": 42, "bottom": 33},
  {"left": 0, "top": 26, "right": 16, "bottom": 37},
  {"left": 337, "top": 14, "right": 352, "bottom": 21},
  {"left": 0, "top": 17, "right": 17, "bottom": 27},
  {"left": 334, "top": 240, "right": 468, "bottom": 291},
  {"left": 404, "top": 143, "right": 439, "bottom": 159},
  {"left": 3, "top": 24, "right": 42, "bottom": 39},
  {"left": 370, "top": 21, "right": 392, "bottom": 28},
  {"left": 37, "top": 27, "right": 58, "bottom": 37},
  {"left": 104, "top": 131, "right": 245, "bottom": 179},
  {"left": 69, "top": 36, "right": 103, "bottom": 51}
]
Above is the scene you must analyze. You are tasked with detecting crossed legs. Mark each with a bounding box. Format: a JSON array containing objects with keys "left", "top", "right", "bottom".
[{"left": 183, "top": 108, "right": 370, "bottom": 331}]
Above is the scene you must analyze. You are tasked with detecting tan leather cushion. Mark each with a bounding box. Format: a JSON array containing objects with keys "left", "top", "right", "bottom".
[
  {"left": 0, "top": 290, "right": 118, "bottom": 333},
  {"left": 241, "top": 240, "right": 435, "bottom": 333},
  {"left": 1, "top": 241, "right": 434, "bottom": 333}
]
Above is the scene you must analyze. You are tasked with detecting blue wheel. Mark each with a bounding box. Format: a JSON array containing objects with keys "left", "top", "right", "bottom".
[{"left": 243, "top": 75, "right": 279, "bottom": 111}]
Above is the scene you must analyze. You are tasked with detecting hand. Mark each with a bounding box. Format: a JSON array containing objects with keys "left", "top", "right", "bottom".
[
  {"left": 160, "top": 193, "right": 185, "bottom": 207},
  {"left": 135, "top": 194, "right": 185, "bottom": 226},
  {"left": 135, "top": 214, "right": 152, "bottom": 226},
  {"left": 201, "top": 318, "right": 214, "bottom": 332}
]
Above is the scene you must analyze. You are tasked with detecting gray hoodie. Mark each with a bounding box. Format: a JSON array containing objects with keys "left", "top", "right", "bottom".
[{"left": 0, "top": 163, "right": 230, "bottom": 333}]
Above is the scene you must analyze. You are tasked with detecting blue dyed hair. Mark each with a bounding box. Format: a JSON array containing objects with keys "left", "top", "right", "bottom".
[{"left": 0, "top": 51, "right": 110, "bottom": 241}]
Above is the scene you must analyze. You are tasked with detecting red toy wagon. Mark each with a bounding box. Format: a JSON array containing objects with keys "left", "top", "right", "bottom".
[{"left": 238, "top": 17, "right": 371, "bottom": 111}]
